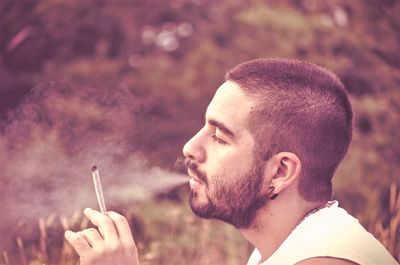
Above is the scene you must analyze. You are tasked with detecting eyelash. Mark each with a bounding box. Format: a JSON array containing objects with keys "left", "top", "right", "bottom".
[{"left": 212, "top": 134, "right": 227, "bottom": 145}]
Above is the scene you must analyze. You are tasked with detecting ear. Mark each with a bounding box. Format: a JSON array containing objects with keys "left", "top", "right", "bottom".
[{"left": 269, "top": 152, "right": 301, "bottom": 194}]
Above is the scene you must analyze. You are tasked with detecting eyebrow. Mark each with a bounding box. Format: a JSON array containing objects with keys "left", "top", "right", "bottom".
[{"left": 208, "top": 119, "right": 236, "bottom": 139}]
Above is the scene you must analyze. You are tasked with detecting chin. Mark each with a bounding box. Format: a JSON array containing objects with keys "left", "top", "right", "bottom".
[
  {"left": 189, "top": 191, "right": 213, "bottom": 218},
  {"left": 189, "top": 190, "right": 205, "bottom": 206}
]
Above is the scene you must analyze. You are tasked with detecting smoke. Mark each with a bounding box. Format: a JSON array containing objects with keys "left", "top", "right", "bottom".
[{"left": 0, "top": 80, "right": 189, "bottom": 246}]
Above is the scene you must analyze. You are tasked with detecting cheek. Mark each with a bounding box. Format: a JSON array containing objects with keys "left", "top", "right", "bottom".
[
  {"left": 205, "top": 135, "right": 256, "bottom": 181},
  {"left": 208, "top": 152, "right": 255, "bottom": 183}
]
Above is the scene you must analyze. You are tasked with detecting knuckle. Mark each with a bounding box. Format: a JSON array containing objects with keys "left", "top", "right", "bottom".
[
  {"left": 114, "top": 214, "right": 128, "bottom": 224},
  {"left": 109, "top": 240, "right": 122, "bottom": 253},
  {"left": 97, "top": 216, "right": 113, "bottom": 228},
  {"left": 103, "top": 216, "right": 114, "bottom": 225},
  {"left": 108, "top": 242, "right": 123, "bottom": 253},
  {"left": 70, "top": 235, "right": 81, "bottom": 244},
  {"left": 96, "top": 245, "right": 108, "bottom": 255},
  {"left": 85, "top": 228, "right": 98, "bottom": 234},
  {"left": 108, "top": 211, "right": 127, "bottom": 222},
  {"left": 72, "top": 232, "right": 84, "bottom": 242},
  {"left": 98, "top": 242, "right": 123, "bottom": 255}
]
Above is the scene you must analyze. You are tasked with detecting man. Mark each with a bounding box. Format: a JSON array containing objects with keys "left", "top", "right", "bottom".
[{"left": 65, "top": 58, "right": 399, "bottom": 265}]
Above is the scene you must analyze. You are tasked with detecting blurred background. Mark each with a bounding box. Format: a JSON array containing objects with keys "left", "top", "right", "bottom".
[{"left": 0, "top": 0, "right": 399, "bottom": 264}]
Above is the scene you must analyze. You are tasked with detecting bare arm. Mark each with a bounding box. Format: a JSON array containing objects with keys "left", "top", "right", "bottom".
[{"left": 296, "top": 257, "right": 358, "bottom": 265}]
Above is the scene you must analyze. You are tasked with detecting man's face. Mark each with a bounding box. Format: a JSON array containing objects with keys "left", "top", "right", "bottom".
[{"left": 183, "top": 81, "right": 268, "bottom": 228}]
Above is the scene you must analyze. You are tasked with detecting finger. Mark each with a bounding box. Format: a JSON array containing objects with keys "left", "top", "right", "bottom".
[
  {"left": 64, "top": 230, "right": 91, "bottom": 256},
  {"left": 79, "top": 228, "right": 104, "bottom": 247},
  {"left": 84, "top": 208, "right": 119, "bottom": 242},
  {"left": 106, "top": 211, "right": 136, "bottom": 248}
]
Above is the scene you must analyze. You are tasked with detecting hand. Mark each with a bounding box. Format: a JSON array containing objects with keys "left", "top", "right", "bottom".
[{"left": 64, "top": 208, "right": 140, "bottom": 265}]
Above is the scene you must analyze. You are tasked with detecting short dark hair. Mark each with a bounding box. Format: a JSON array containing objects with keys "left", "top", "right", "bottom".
[{"left": 225, "top": 58, "right": 353, "bottom": 202}]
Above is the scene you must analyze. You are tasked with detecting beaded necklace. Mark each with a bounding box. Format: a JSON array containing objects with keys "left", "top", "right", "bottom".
[{"left": 296, "top": 204, "right": 325, "bottom": 228}]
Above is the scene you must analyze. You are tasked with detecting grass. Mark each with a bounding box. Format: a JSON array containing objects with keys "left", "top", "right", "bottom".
[
  {"left": 1, "top": 198, "right": 252, "bottom": 265},
  {"left": 370, "top": 183, "right": 400, "bottom": 261},
  {"left": 1, "top": 185, "right": 399, "bottom": 265}
]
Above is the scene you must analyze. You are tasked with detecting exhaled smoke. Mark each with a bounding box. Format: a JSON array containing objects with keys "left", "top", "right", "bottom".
[{"left": 0, "top": 80, "right": 188, "bottom": 247}]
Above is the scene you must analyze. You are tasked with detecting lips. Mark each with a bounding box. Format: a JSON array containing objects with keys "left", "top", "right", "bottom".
[
  {"left": 188, "top": 170, "right": 202, "bottom": 183},
  {"left": 189, "top": 177, "right": 202, "bottom": 189},
  {"left": 187, "top": 169, "right": 204, "bottom": 189}
]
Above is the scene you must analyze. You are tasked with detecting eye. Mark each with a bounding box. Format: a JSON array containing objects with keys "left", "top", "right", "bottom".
[{"left": 212, "top": 134, "right": 227, "bottom": 145}]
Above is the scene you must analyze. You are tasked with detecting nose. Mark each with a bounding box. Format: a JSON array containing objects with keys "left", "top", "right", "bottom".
[{"left": 183, "top": 128, "right": 206, "bottom": 163}]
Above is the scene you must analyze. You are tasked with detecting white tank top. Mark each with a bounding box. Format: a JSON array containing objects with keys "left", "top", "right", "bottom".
[{"left": 246, "top": 201, "right": 399, "bottom": 265}]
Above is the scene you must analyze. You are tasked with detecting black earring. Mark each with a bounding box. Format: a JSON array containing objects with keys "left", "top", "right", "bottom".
[
  {"left": 267, "top": 186, "right": 279, "bottom": 200},
  {"left": 269, "top": 193, "right": 278, "bottom": 200}
]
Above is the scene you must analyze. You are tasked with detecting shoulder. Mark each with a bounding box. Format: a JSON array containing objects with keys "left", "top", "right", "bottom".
[{"left": 295, "top": 257, "right": 359, "bottom": 265}]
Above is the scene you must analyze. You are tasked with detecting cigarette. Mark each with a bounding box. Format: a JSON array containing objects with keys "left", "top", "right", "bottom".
[{"left": 91, "top": 164, "right": 107, "bottom": 214}]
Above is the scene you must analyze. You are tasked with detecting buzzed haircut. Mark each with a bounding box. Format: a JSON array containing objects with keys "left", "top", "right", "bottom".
[{"left": 225, "top": 58, "right": 353, "bottom": 202}]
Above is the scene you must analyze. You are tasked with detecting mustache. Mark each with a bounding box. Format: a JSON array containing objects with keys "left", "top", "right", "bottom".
[{"left": 175, "top": 156, "right": 208, "bottom": 185}]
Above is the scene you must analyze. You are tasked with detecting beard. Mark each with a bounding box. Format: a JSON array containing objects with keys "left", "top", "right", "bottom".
[{"left": 186, "top": 157, "right": 268, "bottom": 229}]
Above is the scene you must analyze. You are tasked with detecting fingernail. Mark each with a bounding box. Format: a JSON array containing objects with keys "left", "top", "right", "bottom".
[
  {"left": 84, "top": 208, "right": 91, "bottom": 214},
  {"left": 64, "top": 230, "right": 72, "bottom": 236}
]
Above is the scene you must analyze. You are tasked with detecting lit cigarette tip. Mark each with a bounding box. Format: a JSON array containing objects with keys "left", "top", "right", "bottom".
[{"left": 91, "top": 164, "right": 98, "bottom": 172}]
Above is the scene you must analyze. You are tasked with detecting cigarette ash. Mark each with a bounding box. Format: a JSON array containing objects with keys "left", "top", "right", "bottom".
[{"left": 0, "top": 80, "right": 189, "bottom": 249}]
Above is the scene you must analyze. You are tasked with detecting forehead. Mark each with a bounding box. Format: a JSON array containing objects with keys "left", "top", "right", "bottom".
[{"left": 206, "top": 81, "right": 255, "bottom": 135}]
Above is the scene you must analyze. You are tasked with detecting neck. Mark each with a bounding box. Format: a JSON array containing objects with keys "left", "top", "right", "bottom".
[{"left": 240, "top": 196, "right": 325, "bottom": 262}]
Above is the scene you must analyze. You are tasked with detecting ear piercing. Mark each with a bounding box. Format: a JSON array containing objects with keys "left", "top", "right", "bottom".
[{"left": 267, "top": 186, "right": 279, "bottom": 200}]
